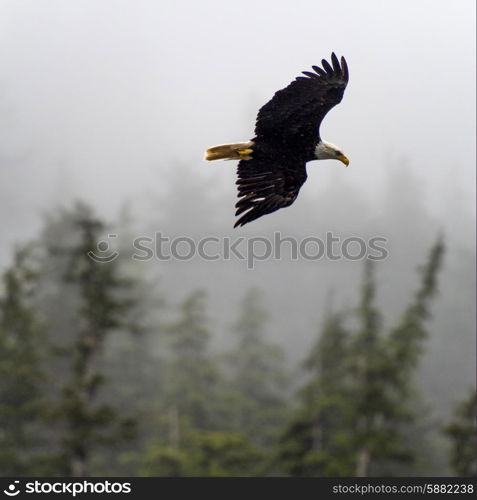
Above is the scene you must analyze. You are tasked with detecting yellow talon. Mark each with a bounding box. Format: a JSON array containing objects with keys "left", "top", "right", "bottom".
[{"left": 238, "top": 148, "right": 253, "bottom": 160}]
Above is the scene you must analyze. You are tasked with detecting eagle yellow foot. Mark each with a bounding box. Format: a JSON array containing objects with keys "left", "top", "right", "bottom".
[{"left": 238, "top": 148, "right": 253, "bottom": 160}]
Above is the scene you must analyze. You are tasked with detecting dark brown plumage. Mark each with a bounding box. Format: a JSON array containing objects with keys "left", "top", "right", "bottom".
[{"left": 233, "top": 53, "right": 349, "bottom": 227}]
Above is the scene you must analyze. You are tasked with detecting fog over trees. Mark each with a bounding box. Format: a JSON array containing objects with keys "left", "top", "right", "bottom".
[{"left": 0, "top": 0, "right": 475, "bottom": 477}]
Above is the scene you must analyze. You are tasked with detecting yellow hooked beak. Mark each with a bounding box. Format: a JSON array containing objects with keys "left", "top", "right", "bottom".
[{"left": 337, "top": 154, "right": 349, "bottom": 167}]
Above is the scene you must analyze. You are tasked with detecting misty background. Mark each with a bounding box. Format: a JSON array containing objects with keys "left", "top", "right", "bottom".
[{"left": 0, "top": 0, "right": 475, "bottom": 476}]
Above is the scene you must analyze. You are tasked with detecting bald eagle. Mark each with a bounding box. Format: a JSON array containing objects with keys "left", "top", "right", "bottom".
[{"left": 205, "top": 53, "right": 350, "bottom": 228}]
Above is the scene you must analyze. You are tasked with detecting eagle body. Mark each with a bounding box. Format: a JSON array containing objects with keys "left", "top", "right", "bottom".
[{"left": 205, "top": 53, "right": 349, "bottom": 227}]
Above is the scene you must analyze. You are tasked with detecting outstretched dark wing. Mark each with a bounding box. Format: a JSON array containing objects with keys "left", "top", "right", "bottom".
[
  {"left": 254, "top": 53, "right": 349, "bottom": 149},
  {"left": 234, "top": 157, "right": 307, "bottom": 227}
]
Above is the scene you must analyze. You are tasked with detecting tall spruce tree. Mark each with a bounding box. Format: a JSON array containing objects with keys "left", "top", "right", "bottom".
[
  {"left": 278, "top": 310, "right": 354, "bottom": 476},
  {"left": 352, "top": 239, "right": 444, "bottom": 476},
  {"left": 228, "top": 288, "right": 288, "bottom": 450},
  {"left": 350, "top": 260, "right": 415, "bottom": 476},
  {"left": 44, "top": 203, "right": 137, "bottom": 476},
  {"left": 278, "top": 238, "right": 445, "bottom": 477},
  {"left": 387, "top": 237, "right": 445, "bottom": 389},
  {"left": 162, "top": 290, "right": 222, "bottom": 434},
  {"left": 139, "top": 289, "right": 264, "bottom": 476},
  {"left": 445, "top": 390, "right": 477, "bottom": 477},
  {"left": 0, "top": 247, "right": 48, "bottom": 475}
]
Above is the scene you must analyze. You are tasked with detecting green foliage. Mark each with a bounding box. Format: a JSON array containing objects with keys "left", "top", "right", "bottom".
[
  {"left": 136, "top": 289, "right": 285, "bottom": 477},
  {"left": 278, "top": 311, "right": 355, "bottom": 476},
  {"left": 0, "top": 247, "right": 48, "bottom": 475},
  {"left": 387, "top": 237, "right": 445, "bottom": 387},
  {"left": 163, "top": 290, "right": 224, "bottom": 431},
  {"left": 139, "top": 423, "right": 264, "bottom": 477},
  {"left": 227, "top": 289, "right": 289, "bottom": 451},
  {"left": 139, "top": 445, "right": 189, "bottom": 477},
  {"left": 445, "top": 390, "right": 477, "bottom": 477},
  {"left": 52, "top": 204, "right": 139, "bottom": 476},
  {"left": 0, "top": 210, "right": 459, "bottom": 478},
  {"left": 350, "top": 260, "right": 412, "bottom": 476},
  {"left": 188, "top": 430, "right": 264, "bottom": 476},
  {"left": 278, "top": 238, "right": 445, "bottom": 477}
]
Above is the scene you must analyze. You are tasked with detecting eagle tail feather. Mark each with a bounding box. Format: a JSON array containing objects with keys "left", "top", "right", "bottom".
[{"left": 204, "top": 142, "right": 254, "bottom": 161}]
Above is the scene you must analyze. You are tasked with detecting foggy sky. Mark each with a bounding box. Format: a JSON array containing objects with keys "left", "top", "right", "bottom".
[
  {"left": 0, "top": 0, "right": 475, "bottom": 256},
  {"left": 0, "top": 0, "right": 475, "bottom": 434}
]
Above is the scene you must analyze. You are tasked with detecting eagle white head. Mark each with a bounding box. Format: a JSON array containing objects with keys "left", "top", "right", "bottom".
[{"left": 314, "top": 140, "right": 349, "bottom": 166}]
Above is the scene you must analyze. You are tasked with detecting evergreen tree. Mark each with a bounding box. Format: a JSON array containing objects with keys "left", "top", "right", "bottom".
[
  {"left": 0, "top": 247, "right": 48, "bottom": 475},
  {"left": 352, "top": 239, "right": 444, "bottom": 476},
  {"left": 228, "top": 288, "right": 288, "bottom": 450},
  {"left": 139, "top": 290, "right": 265, "bottom": 476},
  {"left": 97, "top": 204, "right": 167, "bottom": 475},
  {"left": 185, "top": 430, "right": 264, "bottom": 476},
  {"left": 387, "top": 237, "right": 445, "bottom": 388},
  {"left": 163, "top": 290, "right": 222, "bottom": 433},
  {"left": 278, "top": 238, "right": 445, "bottom": 477},
  {"left": 278, "top": 310, "right": 354, "bottom": 476},
  {"left": 99, "top": 324, "right": 166, "bottom": 475},
  {"left": 373, "top": 237, "right": 446, "bottom": 476},
  {"left": 139, "top": 426, "right": 264, "bottom": 477},
  {"left": 44, "top": 203, "right": 137, "bottom": 476},
  {"left": 350, "top": 261, "right": 412, "bottom": 476},
  {"left": 445, "top": 390, "right": 477, "bottom": 477}
]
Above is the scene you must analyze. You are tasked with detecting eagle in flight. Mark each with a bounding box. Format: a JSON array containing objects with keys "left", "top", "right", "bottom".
[{"left": 205, "top": 53, "right": 350, "bottom": 228}]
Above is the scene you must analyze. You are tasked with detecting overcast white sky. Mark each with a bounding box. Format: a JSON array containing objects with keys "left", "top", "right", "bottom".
[{"left": 0, "top": 0, "right": 475, "bottom": 251}]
